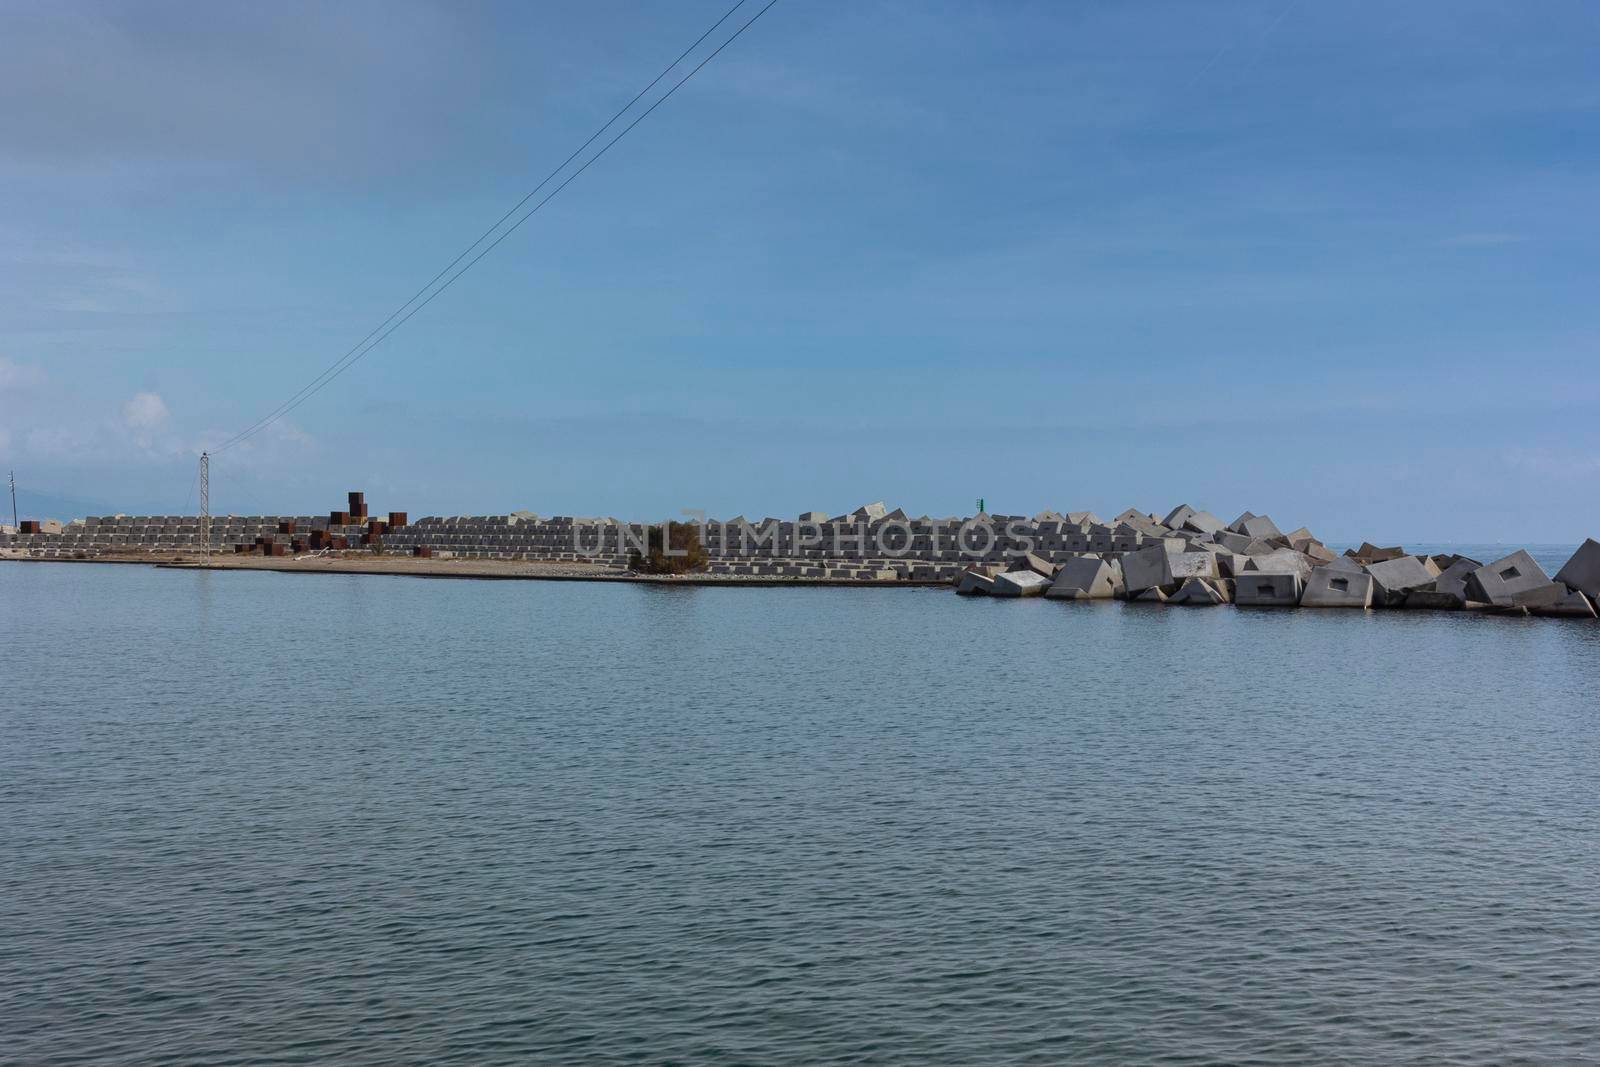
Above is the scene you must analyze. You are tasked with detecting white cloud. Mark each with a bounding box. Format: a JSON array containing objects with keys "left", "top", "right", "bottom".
[{"left": 122, "top": 391, "right": 170, "bottom": 448}]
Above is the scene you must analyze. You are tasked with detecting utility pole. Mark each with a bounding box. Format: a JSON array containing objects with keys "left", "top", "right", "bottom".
[
  {"left": 8, "top": 470, "right": 16, "bottom": 529},
  {"left": 199, "top": 452, "right": 210, "bottom": 566}
]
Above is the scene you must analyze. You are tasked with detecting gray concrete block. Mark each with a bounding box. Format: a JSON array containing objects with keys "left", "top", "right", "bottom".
[
  {"left": 1213, "top": 530, "right": 1254, "bottom": 554},
  {"left": 1169, "top": 577, "right": 1228, "bottom": 606},
  {"left": 1170, "top": 551, "right": 1219, "bottom": 580},
  {"left": 1405, "top": 589, "right": 1466, "bottom": 611},
  {"left": 1162, "top": 504, "right": 1196, "bottom": 528},
  {"left": 956, "top": 570, "right": 996, "bottom": 596},
  {"left": 1555, "top": 539, "right": 1600, "bottom": 598},
  {"left": 1510, "top": 582, "right": 1569, "bottom": 610},
  {"left": 1247, "top": 548, "right": 1314, "bottom": 583},
  {"left": 1182, "top": 511, "right": 1225, "bottom": 535},
  {"left": 1302, "top": 567, "right": 1374, "bottom": 608},
  {"left": 1348, "top": 542, "right": 1406, "bottom": 563},
  {"left": 1131, "top": 587, "right": 1169, "bottom": 603},
  {"left": 1229, "top": 513, "right": 1282, "bottom": 540},
  {"left": 1045, "top": 556, "right": 1122, "bottom": 599},
  {"left": 1365, "top": 555, "right": 1436, "bottom": 607},
  {"left": 1121, "top": 544, "right": 1172, "bottom": 593},
  {"left": 1012, "top": 552, "right": 1057, "bottom": 578},
  {"left": 991, "top": 570, "right": 1051, "bottom": 597},
  {"left": 1531, "top": 588, "right": 1598, "bottom": 619},
  {"left": 1235, "top": 572, "right": 1303, "bottom": 607},
  {"left": 1465, "top": 550, "right": 1551, "bottom": 606},
  {"left": 1426, "top": 557, "right": 1481, "bottom": 604}
]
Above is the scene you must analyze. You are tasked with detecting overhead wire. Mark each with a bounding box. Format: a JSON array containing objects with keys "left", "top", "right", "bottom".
[{"left": 211, "top": 0, "right": 778, "bottom": 454}]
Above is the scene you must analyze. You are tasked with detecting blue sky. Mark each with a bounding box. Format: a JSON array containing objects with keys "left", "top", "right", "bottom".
[{"left": 1, "top": 0, "right": 1597, "bottom": 542}]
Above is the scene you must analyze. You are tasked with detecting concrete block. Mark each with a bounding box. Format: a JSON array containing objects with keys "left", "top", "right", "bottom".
[
  {"left": 1013, "top": 552, "right": 1056, "bottom": 578},
  {"left": 1182, "top": 511, "right": 1225, "bottom": 535},
  {"left": 1531, "top": 588, "right": 1598, "bottom": 619},
  {"left": 1348, "top": 542, "right": 1406, "bottom": 563},
  {"left": 1300, "top": 541, "right": 1337, "bottom": 564},
  {"left": 955, "top": 570, "right": 996, "bottom": 596},
  {"left": 1465, "top": 550, "right": 1551, "bottom": 606},
  {"left": 1170, "top": 551, "right": 1219, "bottom": 580},
  {"left": 1555, "top": 539, "right": 1600, "bottom": 598},
  {"left": 1510, "top": 582, "right": 1569, "bottom": 610},
  {"left": 1121, "top": 544, "right": 1172, "bottom": 593},
  {"left": 1247, "top": 548, "right": 1314, "bottom": 583},
  {"left": 1229, "top": 513, "right": 1282, "bottom": 540},
  {"left": 1365, "top": 555, "right": 1436, "bottom": 607},
  {"left": 991, "top": 570, "right": 1051, "bottom": 597},
  {"left": 1302, "top": 567, "right": 1374, "bottom": 608},
  {"left": 1213, "top": 530, "right": 1254, "bottom": 554},
  {"left": 1405, "top": 589, "right": 1467, "bottom": 611},
  {"left": 1131, "top": 587, "right": 1169, "bottom": 603},
  {"left": 1235, "top": 572, "right": 1303, "bottom": 607},
  {"left": 1169, "top": 577, "right": 1228, "bottom": 606},
  {"left": 1045, "top": 556, "right": 1122, "bottom": 599},
  {"left": 1162, "top": 504, "right": 1197, "bottom": 528},
  {"left": 1325, "top": 555, "right": 1365, "bottom": 573}
]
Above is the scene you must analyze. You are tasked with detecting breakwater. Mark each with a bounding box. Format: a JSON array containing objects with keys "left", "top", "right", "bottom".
[{"left": 4, "top": 499, "right": 1597, "bottom": 616}]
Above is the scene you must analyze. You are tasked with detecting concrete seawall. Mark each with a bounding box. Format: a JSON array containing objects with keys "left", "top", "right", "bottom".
[{"left": 4, "top": 502, "right": 1598, "bottom": 618}]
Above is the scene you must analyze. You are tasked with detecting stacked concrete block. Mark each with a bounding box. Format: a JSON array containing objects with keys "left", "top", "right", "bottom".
[
  {"left": 1045, "top": 557, "right": 1122, "bottom": 600},
  {"left": 1531, "top": 589, "right": 1598, "bottom": 619},
  {"left": 1302, "top": 567, "right": 1375, "bottom": 608},
  {"left": 1235, "top": 572, "right": 1304, "bottom": 607},
  {"left": 1365, "top": 555, "right": 1437, "bottom": 608},
  {"left": 990, "top": 570, "right": 1051, "bottom": 597},
  {"left": 1464, "top": 550, "right": 1551, "bottom": 607},
  {"left": 1555, "top": 540, "right": 1600, "bottom": 600},
  {"left": 1406, "top": 557, "right": 1483, "bottom": 610},
  {"left": 1170, "top": 577, "right": 1230, "bottom": 606}
]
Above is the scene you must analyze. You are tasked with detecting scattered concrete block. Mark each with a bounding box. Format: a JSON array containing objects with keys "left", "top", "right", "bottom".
[
  {"left": 955, "top": 571, "right": 995, "bottom": 596},
  {"left": 1182, "top": 511, "right": 1226, "bottom": 535},
  {"left": 1325, "top": 555, "right": 1365, "bottom": 573},
  {"left": 1045, "top": 556, "right": 1121, "bottom": 599},
  {"left": 1235, "top": 573, "right": 1303, "bottom": 607},
  {"left": 1170, "top": 577, "right": 1228, "bottom": 605},
  {"left": 1510, "top": 582, "right": 1569, "bottom": 610},
  {"left": 1170, "top": 551, "right": 1219, "bottom": 580},
  {"left": 1121, "top": 544, "right": 1172, "bottom": 594},
  {"left": 991, "top": 570, "right": 1051, "bottom": 597},
  {"left": 1162, "top": 504, "right": 1197, "bottom": 528},
  {"left": 1365, "top": 555, "right": 1437, "bottom": 607},
  {"left": 1465, "top": 550, "right": 1551, "bottom": 606},
  {"left": 1131, "top": 587, "right": 1169, "bottom": 603},
  {"left": 1531, "top": 588, "right": 1598, "bottom": 619},
  {"left": 1347, "top": 542, "right": 1406, "bottom": 563},
  {"left": 1405, "top": 589, "right": 1466, "bottom": 611},
  {"left": 1064, "top": 512, "right": 1101, "bottom": 526},
  {"left": 1301, "top": 541, "right": 1337, "bottom": 564},
  {"left": 1555, "top": 539, "right": 1600, "bottom": 599},
  {"left": 1213, "top": 530, "right": 1254, "bottom": 554},
  {"left": 1229, "top": 514, "right": 1282, "bottom": 540},
  {"left": 1012, "top": 552, "right": 1056, "bottom": 578},
  {"left": 1302, "top": 567, "right": 1374, "bottom": 608},
  {"left": 1247, "top": 548, "right": 1315, "bottom": 582}
]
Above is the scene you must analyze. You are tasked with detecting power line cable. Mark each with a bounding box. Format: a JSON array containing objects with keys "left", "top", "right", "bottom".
[{"left": 212, "top": 0, "right": 774, "bottom": 454}]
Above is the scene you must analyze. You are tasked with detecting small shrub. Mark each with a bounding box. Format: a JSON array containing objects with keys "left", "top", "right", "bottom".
[{"left": 630, "top": 521, "right": 707, "bottom": 574}]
